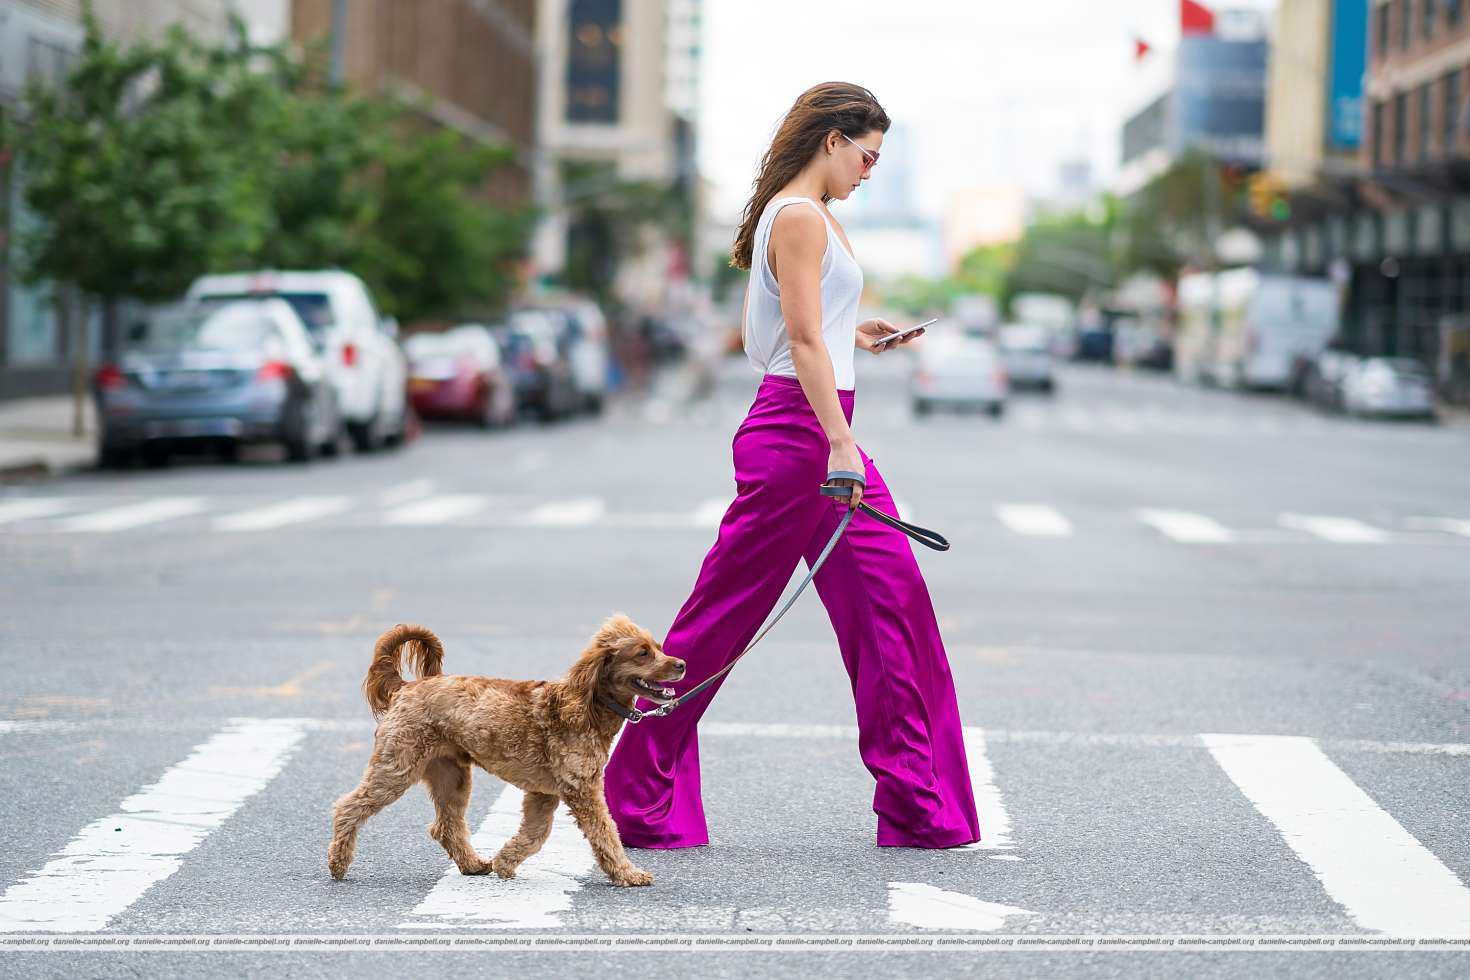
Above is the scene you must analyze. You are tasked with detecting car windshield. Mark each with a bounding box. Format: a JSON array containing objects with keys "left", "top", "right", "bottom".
[
  {"left": 198, "top": 291, "right": 333, "bottom": 340},
  {"left": 132, "top": 304, "right": 281, "bottom": 353}
]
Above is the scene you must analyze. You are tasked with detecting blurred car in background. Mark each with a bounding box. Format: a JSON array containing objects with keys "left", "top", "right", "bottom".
[
  {"left": 405, "top": 324, "right": 517, "bottom": 428},
  {"left": 533, "top": 298, "right": 610, "bottom": 414},
  {"left": 643, "top": 313, "right": 692, "bottom": 363},
  {"left": 997, "top": 323, "right": 1056, "bottom": 393},
  {"left": 490, "top": 311, "right": 581, "bottom": 422},
  {"left": 1341, "top": 357, "right": 1437, "bottom": 419},
  {"left": 911, "top": 333, "right": 1009, "bottom": 418},
  {"left": 186, "top": 270, "right": 408, "bottom": 452},
  {"left": 1303, "top": 349, "right": 1360, "bottom": 413},
  {"left": 95, "top": 298, "right": 340, "bottom": 467}
]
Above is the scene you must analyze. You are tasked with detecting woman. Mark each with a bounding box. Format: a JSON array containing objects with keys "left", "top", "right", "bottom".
[{"left": 603, "top": 82, "right": 982, "bottom": 849}]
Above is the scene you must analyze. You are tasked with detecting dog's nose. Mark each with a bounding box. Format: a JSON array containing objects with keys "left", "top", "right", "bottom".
[{"left": 673, "top": 658, "right": 686, "bottom": 673}]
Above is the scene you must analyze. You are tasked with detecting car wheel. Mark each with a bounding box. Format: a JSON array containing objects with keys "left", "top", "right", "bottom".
[
  {"left": 98, "top": 444, "right": 135, "bottom": 470},
  {"left": 142, "top": 443, "right": 171, "bottom": 468},
  {"left": 349, "top": 413, "right": 385, "bottom": 453},
  {"left": 383, "top": 397, "right": 410, "bottom": 447},
  {"left": 285, "top": 412, "right": 317, "bottom": 464},
  {"left": 987, "top": 402, "right": 1005, "bottom": 418},
  {"left": 912, "top": 398, "right": 930, "bottom": 417}
]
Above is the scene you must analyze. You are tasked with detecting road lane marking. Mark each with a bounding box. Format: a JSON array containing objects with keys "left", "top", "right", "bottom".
[
  {"left": 1136, "top": 509, "right": 1235, "bottom": 543},
  {"left": 381, "top": 494, "right": 487, "bottom": 525},
  {"left": 0, "top": 498, "right": 75, "bottom": 525},
  {"left": 527, "top": 499, "right": 605, "bottom": 527},
  {"left": 1202, "top": 733, "right": 1470, "bottom": 937},
  {"left": 1278, "top": 514, "right": 1390, "bottom": 543},
  {"left": 887, "top": 883, "right": 1037, "bottom": 930},
  {"left": 996, "top": 504, "right": 1072, "bottom": 537},
  {"left": 961, "top": 728, "right": 1014, "bottom": 852},
  {"left": 400, "top": 784, "right": 593, "bottom": 929},
  {"left": 212, "top": 496, "right": 353, "bottom": 532},
  {"left": 377, "top": 479, "right": 435, "bottom": 506},
  {"left": 55, "top": 497, "right": 208, "bottom": 533},
  {"left": 0, "top": 718, "right": 307, "bottom": 932},
  {"left": 692, "top": 498, "right": 729, "bottom": 528},
  {"left": 1404, "top": 516, "right": 1470, "bottom": 538}
]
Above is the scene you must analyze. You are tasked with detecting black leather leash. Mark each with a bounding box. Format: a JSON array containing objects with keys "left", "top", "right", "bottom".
[{"left": 602, "top": 470, "right": 950, "bottom": 724}]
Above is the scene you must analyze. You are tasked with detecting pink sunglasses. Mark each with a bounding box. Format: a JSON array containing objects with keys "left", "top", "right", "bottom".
[{"left": 841, "top": 133, "right": 880, "bottom": 173}]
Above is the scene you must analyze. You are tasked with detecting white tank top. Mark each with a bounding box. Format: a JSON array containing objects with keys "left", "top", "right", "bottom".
[{"left": 742, "top": 196, "right": 863, "bottom": 390}]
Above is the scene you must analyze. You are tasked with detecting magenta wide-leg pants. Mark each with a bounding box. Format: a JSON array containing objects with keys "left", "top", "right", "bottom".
[{"left": 603, "top": 373, "right": 981, "bottom": 848}]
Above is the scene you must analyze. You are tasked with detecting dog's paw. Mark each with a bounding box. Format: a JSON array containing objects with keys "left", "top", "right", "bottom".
[
  {"left": 611, "top": 866, "right": 654, "bottom": 887},
  {"left": 490, "top": 857, "right": 518, "bottom": 880},
  {"left": 459, "top": 856, "right": 494, "bottom": 876},
  {"left": 327, "top": 857, "right": 349, "bottom": 881}
]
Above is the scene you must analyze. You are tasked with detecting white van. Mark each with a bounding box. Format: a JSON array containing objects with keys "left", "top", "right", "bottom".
[
  {"left": 187, "top": 270, "right": 409, "bottom": 450},
  {"left": 1176, "top": 270, "right": 1340, "bottom": 390}
]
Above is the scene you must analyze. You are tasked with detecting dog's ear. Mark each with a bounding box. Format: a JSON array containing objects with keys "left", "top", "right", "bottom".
[{"left": 564, "top": 646, "right": 613, "bottom": 712}]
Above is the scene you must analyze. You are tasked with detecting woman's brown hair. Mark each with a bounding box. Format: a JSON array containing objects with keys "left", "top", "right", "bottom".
[{"left": 730, "top": 82, "right": 890, "bottom": 270}]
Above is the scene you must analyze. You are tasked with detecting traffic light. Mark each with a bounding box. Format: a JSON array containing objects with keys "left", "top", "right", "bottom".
[{"left": 1248, "top": 172, "right": 1291, "bottom": 220}]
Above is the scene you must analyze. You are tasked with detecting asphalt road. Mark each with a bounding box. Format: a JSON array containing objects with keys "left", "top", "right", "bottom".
[{"left": 2, "top": 350, "right": 1468, "bottom": 978}]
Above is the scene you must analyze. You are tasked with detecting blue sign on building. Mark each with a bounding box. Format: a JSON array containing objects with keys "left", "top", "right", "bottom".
[{"left": 1327, "top": 0, "right": 1368, "bottom": 149}]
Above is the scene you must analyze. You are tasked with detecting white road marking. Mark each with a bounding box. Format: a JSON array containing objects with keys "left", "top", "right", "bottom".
[
  {"left": 692, "top": 498, "right": 730, "bottom": 528},
  {"left": 1279, "top": 513, "right": 1390, "bottom": 543},
  {"left": 0, "top": 498, "right": 75, "bottom": 525},
  {"left": 960, "top": 728, "right": 1014, "bottom": 851},
  {"left": 377, "top": 478, "right": 435, "bottom": 507},
  {"left": 527, "top": 498, "right": 605, "bottom": 527},
  {"left": 996, "top": 504, "right": 1073, "bottom": 537},
  {"left": 401, "top": 784, "right": 593, "bottom": 929},
  {"left": 1405, "top": 516, "right": 1470, "bottom": 538},
  {"left": 212, "top": 495, "right": 353, "bottom": 532},
  {"left": 1136, "top": 508, "right": 1236, "bottom": 544},
  {"left": 0, "top": 718, "right": 307, "bottom": 933},
  {"left": 55, "top": 497, "right": 207, "bottom": 533},
  {"left": 887, "top": 883, "right": 1037, "bottom": 930},
  {"left": 1202, "top": 733, "right": 1470, "bottom": 937},
  {"left": 381, "top": 494, "right": 487, "bottom": 525}
]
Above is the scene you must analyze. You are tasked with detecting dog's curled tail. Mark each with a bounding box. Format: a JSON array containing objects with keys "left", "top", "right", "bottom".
[{"left": 364, "top": 623, "right": 445, "bottom": 717}]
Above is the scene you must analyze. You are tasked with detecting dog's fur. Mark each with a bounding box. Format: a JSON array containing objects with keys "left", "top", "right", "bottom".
[{"left": 327, "top": 613, "right": 685, "bottom": 887}]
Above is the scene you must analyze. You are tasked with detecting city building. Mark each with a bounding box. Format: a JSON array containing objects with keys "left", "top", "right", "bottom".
[
  {"left": 1116, "top": 7, "right": 1270, "bottom": 197},
  {"left": 290, "top": 0, "right": 538, "bottom": 207},
  {"left": 1257, "top": 0, "right": 1470, "bottom": 381},
  {"left": 1, "top": 0, "right": 286, "bottom": 401}
]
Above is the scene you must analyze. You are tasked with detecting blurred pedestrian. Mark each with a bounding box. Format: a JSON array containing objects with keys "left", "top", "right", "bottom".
[{"left": 604, "top": 82, "right": 980, "bottom": 850}]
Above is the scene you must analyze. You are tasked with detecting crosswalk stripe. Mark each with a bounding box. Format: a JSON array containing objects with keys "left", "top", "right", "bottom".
[
  {"left": 381, "top": 494, "right": 487, "bottom": 525},
  {"left": 0, "top": 498, "right": 75, "bottom": 525},
  {"left": 376, "top": 478, "right": 435, "bottom": 507},
  {"left": 55, "top": 497, "right": 207, "bottom": 533},
  {"left": 996, "top": 504, "right": 1072, "bottom": 537},
  {"left": 527, "top": 498, "right": 606, "bottom": 527},
  {"left": 1136, "top": 508, "right": 1235, "bottom": 543},
  {"left": 211, "top": 495, "right": 354, "bottom": 532},
  {"left": 1279, "top": 513, "right": 1390, "bottom": 543},
  {"left": 1202, "top": 733, "right": 1470, "bottom": 937},
  {"left": 692, "top": 498, "right": 729, "bottom": 528},
  {"left": 961, "top": 728, "right": 1014, "bottom": 852},
  {"left": 888, "top": 883, "right": 1037, "bottom": 930},
  {"left": 1405, "top": 516, "right": 1470, "bottom": 538},
  {"left": 0, "top": 718, "right": 307, "bottom": 933},
  {"left": 400, "top": 784, "right": 593, "bottom": 929}
]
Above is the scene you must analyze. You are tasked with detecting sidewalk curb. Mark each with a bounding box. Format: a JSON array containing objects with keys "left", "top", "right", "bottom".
[{"left": 0, "top": 451, "right": 94, "bottom": 483}]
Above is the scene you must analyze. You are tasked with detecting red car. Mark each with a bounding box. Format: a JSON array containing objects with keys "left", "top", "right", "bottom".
[{"left": 405, "top": 325, "right": 517, "bottom": 428}]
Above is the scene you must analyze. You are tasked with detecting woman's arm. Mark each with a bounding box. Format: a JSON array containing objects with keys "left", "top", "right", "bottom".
[{"left": 769, "top": 205, "right": 864, "bottom": 507}]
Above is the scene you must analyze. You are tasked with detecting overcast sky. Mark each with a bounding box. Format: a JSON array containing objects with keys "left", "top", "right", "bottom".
[{"left": 697, "top": 0, "right": 1279, "bottom": 222}]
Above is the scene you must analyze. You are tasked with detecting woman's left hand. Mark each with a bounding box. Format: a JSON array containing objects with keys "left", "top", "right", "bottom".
[{"left": 856, "top": 318, "right": 925, "bottom": 355}]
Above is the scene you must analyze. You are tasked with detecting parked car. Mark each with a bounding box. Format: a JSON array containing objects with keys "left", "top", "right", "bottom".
[
  {"left": 911, "top": 334, "right": 1009, "bottom": 417},
  {"left": 1303, "top": 349, "right": 1361, "bottom": 413},
  {"left": 532, "top": 298, "right": 611, "bottom": 414},
  {"left": 95, "top": 298, "right": 340, "bottom": 467},
  {"left": 490, "top": 311, "right": 581, "bottom": 422},
  {"left": 405, "top": 324, "right": 517, "bottom": 428},
  {"left": 186, "top": 270, "right": 408, "bottom": 452},
  {"left": 997, "top": 323, "right": 1056, "bottom": 393},
  {"left": 1341, "top": 357, "right": 1437, "bottom": 419}
]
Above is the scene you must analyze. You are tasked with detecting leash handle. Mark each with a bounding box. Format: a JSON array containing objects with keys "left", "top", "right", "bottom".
[{"left": 820, "top": 470, "right": 950, "bottom": 552}]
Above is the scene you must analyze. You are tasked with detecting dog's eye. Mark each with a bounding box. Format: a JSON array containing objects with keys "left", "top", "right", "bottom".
[{"left": 637, "top": 648, "right": 650, "bottom": 658}]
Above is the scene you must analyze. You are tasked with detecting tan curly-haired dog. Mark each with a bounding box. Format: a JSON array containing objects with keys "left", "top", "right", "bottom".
[{"left": 327, "top": 612, "right": 685, "bottom": 888}]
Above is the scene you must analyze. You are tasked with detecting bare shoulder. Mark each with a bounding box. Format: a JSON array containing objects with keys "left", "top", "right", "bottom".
[{"left": 770, "top": 202, "right": 827, "bottom": 253}]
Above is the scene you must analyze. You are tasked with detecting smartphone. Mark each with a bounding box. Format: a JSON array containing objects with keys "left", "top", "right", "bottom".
[{"left": 875, "top": 317, "right": 938, "bottom": 346}]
